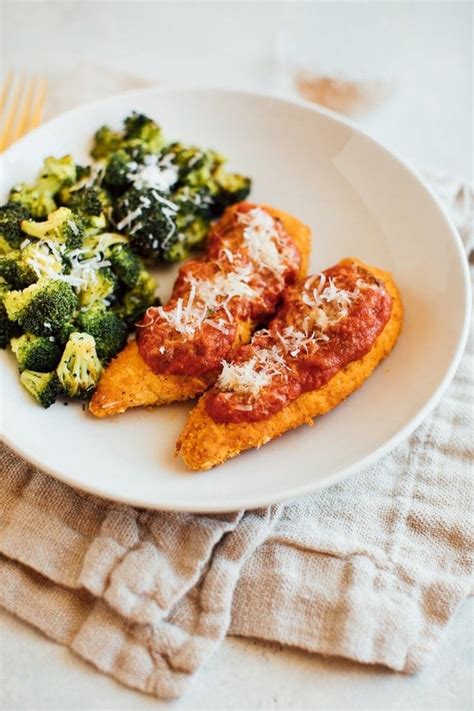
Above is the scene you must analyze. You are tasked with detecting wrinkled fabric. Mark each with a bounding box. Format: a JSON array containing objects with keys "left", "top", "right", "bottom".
[{"left": 0, "top": 66, "right": 472, "bottom": 699}]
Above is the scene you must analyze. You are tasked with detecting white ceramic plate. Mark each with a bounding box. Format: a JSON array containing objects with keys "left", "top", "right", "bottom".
[{"left": 0, "top": 88, "right": 470, "bottom": 512}]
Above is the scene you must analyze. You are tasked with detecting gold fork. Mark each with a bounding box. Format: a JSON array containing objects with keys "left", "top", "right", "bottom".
[{"left": 0, "top": 72, "right": 47, "bottom": 152}]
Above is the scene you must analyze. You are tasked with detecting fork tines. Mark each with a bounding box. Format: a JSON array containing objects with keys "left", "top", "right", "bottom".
[{"left": 0, "top": 72, "right": 47, "bottom": 152}]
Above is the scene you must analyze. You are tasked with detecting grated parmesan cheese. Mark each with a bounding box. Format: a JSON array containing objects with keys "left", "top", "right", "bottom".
[
  {"left": 157, "top": 265, "right": 257, "bottom": 337},
  {"left": 116, "top": 206, "right": 143, "bottom": 231},
  {"left": 238, "top": 208, "right": 285, "bottom": 276},
  {"left": 302, "top": 274, "right": 361, "bottom": 323},
  {"left": 217, "top": 346, "right": 288, "bottom": 397},
  {"left": 215, "top": 271, "right": 367, "bottom": 399},
  {"left": 127, "top": 154, "right": 179, "bottom": 192}
]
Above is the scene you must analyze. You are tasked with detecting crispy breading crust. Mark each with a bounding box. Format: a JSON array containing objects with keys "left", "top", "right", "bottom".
[
  {"left": 176, "top": 260, "right": 403, "bottom": 470},
  {"left": 89, "top": 205, "right": 311, "bottom": 418}
]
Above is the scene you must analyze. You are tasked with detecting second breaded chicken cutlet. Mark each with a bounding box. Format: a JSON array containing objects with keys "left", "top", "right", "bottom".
[{"left": 177, "top": 259, "right": 403, "bottom": 470}]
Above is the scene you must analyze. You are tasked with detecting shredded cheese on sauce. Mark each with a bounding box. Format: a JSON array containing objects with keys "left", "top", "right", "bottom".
[
  {"left": 216, "top": 273, "right": 367, "bottom": 398},
  {"left": 217, "top": 346, "right": 288, "bottom": 397},
  {"left": 237, "top": 208, "right": 285, "bottom": 276},
  {"left": 156, "top": 265, "right": 258, "bottom": 337},
  {"left": 302, "top": 274, "right": 359, "bottom": 321}
]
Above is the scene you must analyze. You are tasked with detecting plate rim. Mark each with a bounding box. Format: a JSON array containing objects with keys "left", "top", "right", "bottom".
[{"left": 0, "top": 85, "right": 471, "bottom": 512}]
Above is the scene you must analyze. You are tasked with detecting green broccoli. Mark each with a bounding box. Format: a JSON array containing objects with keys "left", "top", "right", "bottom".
[
  {"left": 21, "top": 240, "right": 64, "bottom": 281},
  {"left": 61, "top": 185, "right": 110, "bottom": 216},
  {"left": 164, "top": 239, "right": 190, "bottom": 262},
  {"left": 57, "top": 165, "right": 94, "bottom": 205},
  {"left": 161, "top": 143, "right": 206, "bottom": 178},
  {"left": 0, "top": 285, "right": 19, "bottom": 349},
  {"left": 21, "top": 207, "right": 84, "bottom": 250},
  {"left": 107, "top": 243, "right": 141, "bottom": 288},
  {"left": 0, "top": 250, "right": 37, "bottom": 289},
  {"left": 82, "top": 231, "right": 128, "bottom": 256},
  {"left": 164, "top": 214, "right": 210, "bottom": 261},
  {"left": 41, "top": 155, "right": 77, "bottom": 187},
  {"left": 91, "top": 113, "right": 164, "bottom": 160},
  {"left": 11, "top": 332, "right": 62, "bottom": 372},
  {"left": 59, "top": 185, "right": 110, "bottom": 237},
  {"left": 76, "top": 303, "right": 127, "bottom": 362},
  {"left": 113, "top": 269, "right": 157, "bottom": 325},
  {"left": 214, "top": 169, "right": 251, "bottom": 210},
  {"left": 56, "top": 320, "right": 76, "bottom": 345},
  {"left": 103, "top": 148, "right": 136, "bottom": 189},
  {"left": 9, "top": 155, "right": 78, "bottom": 220},
  {"left": 182, "top": 149, "right": 223, "bottom": 192},
  {"left": 172, "top": 184, "right": 215, "bottom": 219},
  {"left": 78, "top": 268, "right": 117, "bottom": 309},
  {"left": 20, "top": 369, "right": 60, "bottom": 408},
  {"left": 9, "top": 177, "right": 58, "bottom": 220},
  {"left": 90, "top": 125, "right": 124, "bottom": 160},
  {"left": 76, "top": 165, "right": 92, "bottom": 182},
  {"left": 123, "top": 112, "right": 164, "bottom": 153},
  {"left": 179, "top": 150, "right": 251, "bottom": 215},
  {"left": 56, "top": 331, "right": 103, "bottom": 399},
  {"left": 114, "top": 187, "right": 180, "bottom": 260},
  {"left": 0, "top": 203, "right": 32, "bottom": 253},
  {"left": 4, "top": 279, "right": 78, "bottom": 337}
]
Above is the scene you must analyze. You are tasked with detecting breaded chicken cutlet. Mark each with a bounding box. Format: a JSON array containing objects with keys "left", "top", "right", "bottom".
[
  {"left": 89, "top": 203, "right": 311, "bottom": 418},
  {"left": 177, "top": 259, "right": 403, "bottom": 470}
]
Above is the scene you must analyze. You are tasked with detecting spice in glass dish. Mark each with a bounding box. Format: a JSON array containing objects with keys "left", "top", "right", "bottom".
[{"left": 294, "top": 71, "right": 391, "bottom": 116}]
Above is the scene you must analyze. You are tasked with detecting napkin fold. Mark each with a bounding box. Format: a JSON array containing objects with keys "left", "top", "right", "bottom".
[{"left": 0, "top": 64, "right": 472, "bottom": 699}]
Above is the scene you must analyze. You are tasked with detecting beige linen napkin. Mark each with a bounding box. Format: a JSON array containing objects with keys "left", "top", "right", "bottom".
[{"left": 0, "top": 65, "right": 473, "bottom": 699}]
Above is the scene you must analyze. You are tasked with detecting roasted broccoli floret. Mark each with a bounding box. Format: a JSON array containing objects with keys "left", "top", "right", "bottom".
[
  {"left": 9, "top": 177, "right": 58, "bottom": 220},
  {"left": 163, "top": 239, "right": 190, "bottom": 262},
  {"left": 0, "top": 286, "right": 19, "bottom": 348},
  {"left": 214, "top": 170, "right": 251, "bottom": 210},
  {"left": 172, "top": 185, "right": 215, "bottom": 219},
  {"left": 182, "top": 149, "right": 223, "bottom": 192},
  {"left": 104, "top": 146, "right": 176, "bottom": 193},
  {"left": 0, "top": 250, "right": 37, "bottom": 289},
  {"left": 114, "top": 188, "right": 179, "bottom": 260},
  {"left": 113, "top": 270, "right": 157, "bottom": 325},
  {"left": 90, "top": 125, "right": 124, "bottom": 160},
  {"left": 56, "top": 331, "right": 103, "bottom": 399},
  {"left": 21, "top": 240, "right": 64, "bottom": 281},
  {"left": 42, "top": 155, "right": 77, "bottom": 187},
  {"left": 56, "top": 320, "right": 76, "bottom": 345},
  {"left": 4, "top": 279, "right": 78, "bottom": 337},
  {"left": 82, "top": 231, "right": 127, "bottom": 256},
  {"left": 104, "top": 149, "right": 132, "bottom": 189},
  {"left": 76, "top": 165, "right": 92, "bottom": 182},
  {"left": 59, "top": 186, "right": 110, "bottom": 237},
  {"left": 61, "top": 185, "right": 110, "bottom": 217},
  {"left": 107, "top": 243, "right": 141, "bottom": 288},
  {"left": 103, "top": 148, "right": 136, "bottom": 189},
  {"left": 160, "top": 143, "right": 206, "bottom": 179},
  {"left": 0, "top": 203, "right": 32, "bottom": 253},
  {"left": 57, "top": 165, "right": 96, "bottom": 205},
  {"left": 78, "top": 268, "right": 117, "bottom": 309},
  {"left": 21, "top": 207, "right": 84, "bottom": 250},
  {"left": 91, "top": 113, "right": 164, "bottom": 160},
  {"left": 76, "top": 304, "right": 127, "bottom": 362},
  {"left": 9, "top": 155, "right": 78, "bottom": 220},
  {"left": 123, "top": 112, "right": 164, "bottom": 153},
  {"left": 11, "top": 332, "right": 62, "bottom": 372},
  {"left": 164, "top": 213, "right": 210, "bottom": 262},
  {"left": 20, "top": 369, "right": 61, "bottom": 408}
]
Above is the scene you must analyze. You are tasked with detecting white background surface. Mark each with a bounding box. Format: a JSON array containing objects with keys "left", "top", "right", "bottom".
[{"left": 0, "top": 2, "right": 473, "bottom": 710}]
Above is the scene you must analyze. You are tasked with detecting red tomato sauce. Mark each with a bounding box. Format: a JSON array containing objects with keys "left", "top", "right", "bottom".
[
  {"left": 205, "top": 261, "right": 393, "bottom": 423},
  {"left": 137, "top": 203, "right": 301, "bottom": 376}
]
